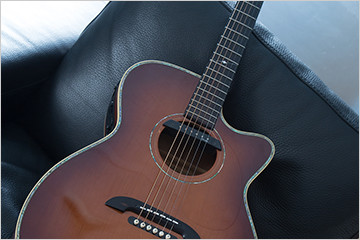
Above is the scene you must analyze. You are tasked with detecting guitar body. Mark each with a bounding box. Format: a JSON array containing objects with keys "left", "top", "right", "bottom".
[{"left": 15, "top": 61, "right": 274, "bottom": 239}]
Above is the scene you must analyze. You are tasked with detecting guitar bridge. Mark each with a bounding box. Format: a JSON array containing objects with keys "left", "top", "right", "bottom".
[{"left": 105, "top": 196, "right": 200, "bottom": 239}]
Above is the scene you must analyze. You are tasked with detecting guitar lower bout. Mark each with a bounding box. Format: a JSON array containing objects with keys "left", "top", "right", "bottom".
[{"left": 15, "top": 60, "right": 275, "bottom": 239}]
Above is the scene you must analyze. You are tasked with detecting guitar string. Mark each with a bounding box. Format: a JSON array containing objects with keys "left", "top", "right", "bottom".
[
  {"left": 137, "top": 0, "right": 258, "bottom": 233},
  {"left": 143, "top": 0, "right": 248, "bottom": 218},
  {"left": 148, "top": 0, "right": 251, "bottom": 235},
  {"left": 155, "top": 1, "right": 258, "bottom": 235},
  {"left": 136, "top": 13, "right": 241, "bottom": 222},
  {"left": 149, "top": 1, "right": 248, "bottom": 230},
  {"left": 135, "top": 1, "right": 241, "bottom": 222},
  {"left": 136, "top": 2, "right": 255, "bottom": 226},
  {"left": 134, "top": 6, "right": 244, "bottom": 218},
  {"left": 165, "top": 2, "right": 259, "bottom": 235},
  {"left": 144, "top": 1, "right": 249, "bottom": 231},
  {"left": 160, "top": 2, "right": 260, "bottom": 236}
]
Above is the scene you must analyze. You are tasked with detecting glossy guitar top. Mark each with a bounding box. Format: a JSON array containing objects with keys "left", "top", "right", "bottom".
[{"left": 15, "top": 61, "right": 274, "bottom": 239}]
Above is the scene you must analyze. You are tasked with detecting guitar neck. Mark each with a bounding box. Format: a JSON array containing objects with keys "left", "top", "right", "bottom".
[{"left": 185, "top": 1, "right": 263, "bottom": 130}]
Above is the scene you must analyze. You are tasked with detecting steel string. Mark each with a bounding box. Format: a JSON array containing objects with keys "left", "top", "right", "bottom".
[
  {"left": 137, "top": 1, "right": 258, "bottom": 236},
  {"left": 134, "top": 4, "right": 243, "bottom": 222},
  {"left": 137, "top": 1, "right": 256, "bottom": 225},
  {"left": 144, "top": 1, "right": 248, "bottom": 228},
  {"left": 159, "top": 1, "right": 258, "bottom": 236}
]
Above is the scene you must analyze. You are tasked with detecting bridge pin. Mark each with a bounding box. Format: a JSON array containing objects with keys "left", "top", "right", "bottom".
[
  {"left": 133, "top": 219, "right": 139, "bottom": 225},
  {"left": 165, "top": 234, "right": 171, "bottom": 239},
  {"left": 152, "top": 228, "right": 158, "bottom": 234},
  {"left": 146, "top": 225, "right": 152, "bottom": 231},
  {"left": 140, "top": 222, "right": 146, "bottom": 228},
  {"left": 159, "top": 231, "right": 164, "bottom": 237}
]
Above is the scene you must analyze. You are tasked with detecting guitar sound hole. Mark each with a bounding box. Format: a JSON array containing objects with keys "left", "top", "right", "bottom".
[{"left": 158, "top": 121, "right": 217, "bottom": 176}]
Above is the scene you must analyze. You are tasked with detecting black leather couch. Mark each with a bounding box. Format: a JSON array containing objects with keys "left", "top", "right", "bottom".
[{"left": 2, "top": 2, "right": 358, "bottom": 238}]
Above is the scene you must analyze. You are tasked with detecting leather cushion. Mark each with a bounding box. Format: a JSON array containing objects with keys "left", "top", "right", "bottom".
[{"left": 7, "top": 1, "right": 358, "bottom": 238}]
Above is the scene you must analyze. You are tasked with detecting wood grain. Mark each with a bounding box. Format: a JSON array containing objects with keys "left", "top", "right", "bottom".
[{"left": 17, "top": 62, "right": 273, "bottom": 239}]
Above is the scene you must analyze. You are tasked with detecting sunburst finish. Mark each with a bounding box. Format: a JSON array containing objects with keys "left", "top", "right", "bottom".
[{"left": 15, "top": 61, "right": 274, "bottom": 239}]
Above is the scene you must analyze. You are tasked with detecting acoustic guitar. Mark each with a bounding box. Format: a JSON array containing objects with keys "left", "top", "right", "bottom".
[{"left": 15, "top": 1, "right": 274, "bottom": 238}]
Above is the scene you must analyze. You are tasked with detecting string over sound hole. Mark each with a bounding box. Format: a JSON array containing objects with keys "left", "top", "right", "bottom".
[{"left": 158, "top": 121, "right": 217, "bottom": 176}]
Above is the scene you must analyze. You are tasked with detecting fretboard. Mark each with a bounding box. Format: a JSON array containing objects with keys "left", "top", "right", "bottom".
[{"left": 185, "top": 1, "right": 263, "bottom": 130}]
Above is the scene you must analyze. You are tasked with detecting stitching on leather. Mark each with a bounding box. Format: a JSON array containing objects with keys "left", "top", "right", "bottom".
[{"left": 252, "top": 22, "right": 359, "bottom": 133}]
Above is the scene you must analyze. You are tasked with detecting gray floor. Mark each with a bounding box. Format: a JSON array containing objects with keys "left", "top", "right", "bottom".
[{"left": 257, "top": 1, "right": 359, "bottom": 114}]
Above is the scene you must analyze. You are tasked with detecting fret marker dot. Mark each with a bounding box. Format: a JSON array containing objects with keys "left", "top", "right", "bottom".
[{"left": 222, "top": 60, "right": 227, "bottom": 65}]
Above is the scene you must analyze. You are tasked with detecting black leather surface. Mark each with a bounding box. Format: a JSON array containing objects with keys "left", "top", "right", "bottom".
[
  {"left": 224, "top": 26, "right": 359, "bottom": 238},
  {"left": 2, "top": 1, "right": 358, "bottom": 238},
  {"left": 1, "top": 123, "right": 53, "bottom": 239}
]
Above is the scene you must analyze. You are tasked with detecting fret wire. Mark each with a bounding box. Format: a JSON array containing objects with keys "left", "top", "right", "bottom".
[
  {"left": 221, "top": 35, "right": 245, "bottom": 49},
  {"left": 244, "top": 2, "right": 262, "bottom": 17},
  {"left": 225, "top": 26, "right": 249, "bottom": 40},
  {"left": 234, "top": 8, "right": 257, "bottom": 21},
  {"left": 245, "top": 1, "right": 261, "bottom": 10},
  {"left": 191, "top": 99, "right": 221, "bottom": 113},
  {"left": 212, "top": 52, "right": 238, "bottom": 66},
  {"left": 206, "top": 67, "right": 233, "bottom": 81},
  {"left": 209, "top": 59, "right": 235, "bottom": 73},
  {"left": 217, "top": 43, "right": 242, "bottom": 57},
  {"left": 203, "top": 73, "right": 231, "bottom": 88},
  {"left": 186, "top": 110, "right": 216, "bottom": 125},
  {"left": 200, "top": 1, "right": 245, "bottom": 121},
  {"left": 188, "top": 105, "right": 219, "bottom": 119},
  {"left": 184, "top": 1, "right": 263, "bottom": 129},
  {"left": 229, "top": 17, "right": 253, "bottom": 30},
  {"left": 197, "top": 86, "right": 225, "bottom": 100},
  {"left": 199, "top": 78, "right": 228, "bottom": 94},
  {"left": 193, "top": 92, "right": 222, "bottom": 107}
]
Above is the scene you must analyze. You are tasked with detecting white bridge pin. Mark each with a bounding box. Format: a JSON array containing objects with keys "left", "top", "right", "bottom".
[
  {"left": 146, "top": 225, "right": 152, "bottom": 231},
  {"left": 159, "top": 231, "right": 165, "bottom": 237},
  {"left": 133, "top": 219, "right": 139, "bottom": 225},
  {"left": 165, "top": 234, "right": 171, "bottom": 239},
  {"left": 140, "top": 222, "right": 146, "bottom": 228},
  {"left": 152, "top": 228, "right": 158, "bottom": 234}
]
